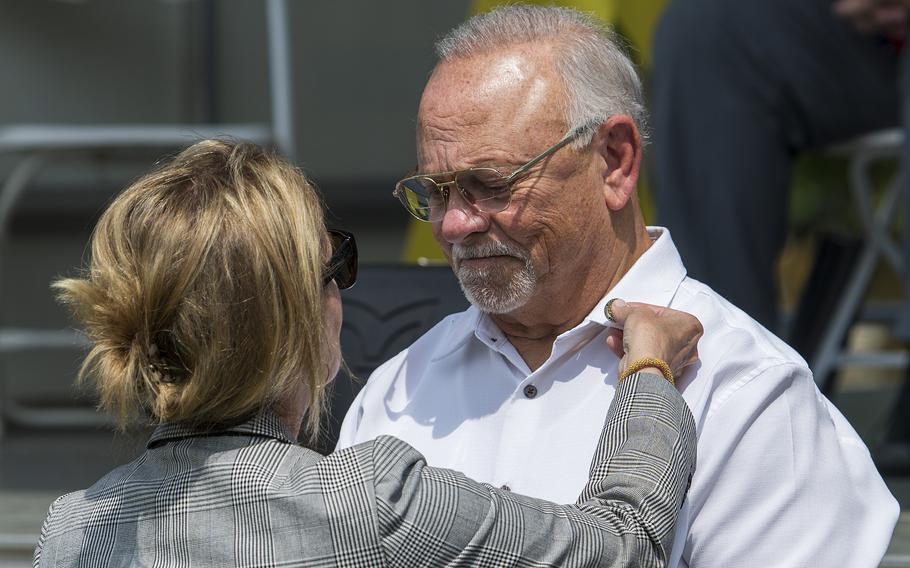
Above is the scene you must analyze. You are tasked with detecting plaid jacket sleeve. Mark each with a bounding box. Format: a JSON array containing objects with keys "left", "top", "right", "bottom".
[
  {"left": 366, "top": 372, "right": 696, "bottom": 567},
  {"left": 32, "top": 373, "right": 692, "bottom": 567}
]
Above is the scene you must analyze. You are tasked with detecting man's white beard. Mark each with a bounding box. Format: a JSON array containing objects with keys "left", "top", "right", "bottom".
[{"left": 452, "top": 241, "right": 537, "bottom": 314}]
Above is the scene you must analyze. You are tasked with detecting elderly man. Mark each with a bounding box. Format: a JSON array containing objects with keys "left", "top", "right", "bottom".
[{"left": 338, "top": 5, "right": 898, "bottom": 566}]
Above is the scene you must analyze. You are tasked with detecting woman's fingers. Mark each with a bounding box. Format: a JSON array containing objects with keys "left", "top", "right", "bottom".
[
  {"left": 607, "top": 299, "right": 676, "bottom": 326},
  {"left": 605, "top": 328, "right": 625, "bottom": 359},
  {"left": 605, "top": 298, "right": 704, "bottom": 381},
  {"left": 605, "top": 298, "right": 630, "bottom": 325}
]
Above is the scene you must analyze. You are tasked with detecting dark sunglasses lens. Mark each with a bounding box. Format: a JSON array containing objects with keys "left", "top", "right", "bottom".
[
  {"left": 398, "top": 177, "right": 447, "bottom": 221},
  {"left": 328, "top": 231, "right": 358, "bottom": 289},
  {"left": 456, "top": 169, "right": 510, "bottom": 212}
]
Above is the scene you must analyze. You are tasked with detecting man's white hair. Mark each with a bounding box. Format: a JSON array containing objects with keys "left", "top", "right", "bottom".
[{"left": 435, "top": 4, "right": 649, "bottom": 147}]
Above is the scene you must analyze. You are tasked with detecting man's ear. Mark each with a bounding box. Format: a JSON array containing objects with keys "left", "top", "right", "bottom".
[{"left": 592, "top": 115, "right": 642, "bottom": 211}]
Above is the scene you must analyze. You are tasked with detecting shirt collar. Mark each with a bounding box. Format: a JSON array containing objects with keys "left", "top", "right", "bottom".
[
  {"left": 583, "top": 226, "right": 687, "bottom": 329},
  {"left": 147, "top": 409, "right": 298, "bottom": 448}
]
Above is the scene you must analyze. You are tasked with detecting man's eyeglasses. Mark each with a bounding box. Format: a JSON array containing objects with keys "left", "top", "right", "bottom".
[
  {"left": 392, "top": 122, "right": 595, "bottom": 222},
  {"left": 322, "top": 230, "right": 358, "bottom": 289}
]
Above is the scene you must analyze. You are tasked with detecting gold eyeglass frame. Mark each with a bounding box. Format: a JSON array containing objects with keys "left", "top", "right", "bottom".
[{"left": 392, "top": 121, "right": 597, "bottom": 222}]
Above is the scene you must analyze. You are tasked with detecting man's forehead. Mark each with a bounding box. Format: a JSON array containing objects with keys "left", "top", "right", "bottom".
[
  {"left": 424, "top": 53, "right": 530, "bottom": 103},
  {"left": 417, "top": 48, "right": 565, "bottom": 142},
  {"left": 428, "top": 48, "right": 558, "bottom": 111}
]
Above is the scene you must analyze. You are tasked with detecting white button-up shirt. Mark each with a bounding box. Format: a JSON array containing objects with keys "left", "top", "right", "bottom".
[{"left": 338, "top": 227, "right": 898, "bottom": 567}]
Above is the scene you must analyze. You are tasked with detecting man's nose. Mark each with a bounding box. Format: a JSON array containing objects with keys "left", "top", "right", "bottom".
[{"left": 436, "top": 184, "right": 490, "bottom": 244}]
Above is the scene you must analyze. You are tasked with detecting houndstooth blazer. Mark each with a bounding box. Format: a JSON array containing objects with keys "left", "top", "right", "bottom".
[{"left": 34, "top": 372, "right": 695, "bottom": 567}]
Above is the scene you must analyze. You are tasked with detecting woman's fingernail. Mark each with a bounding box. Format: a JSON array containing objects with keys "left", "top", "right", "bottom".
[{"left": 605, "top": 298, "right": 626, "bottom": 321}]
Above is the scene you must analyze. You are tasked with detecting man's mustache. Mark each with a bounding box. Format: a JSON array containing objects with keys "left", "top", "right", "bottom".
[{"left": 452, "top": 241, "right": 529, "bottom": 263}]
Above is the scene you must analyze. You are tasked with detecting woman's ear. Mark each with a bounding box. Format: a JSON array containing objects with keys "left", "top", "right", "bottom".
[{"left": 592, "top": 115, "right": 643, "bottom": 211}]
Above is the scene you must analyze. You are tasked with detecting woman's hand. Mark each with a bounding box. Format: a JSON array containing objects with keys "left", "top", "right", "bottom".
[{"left": 605, "top": 299, "right": 703, "bottom": 386}]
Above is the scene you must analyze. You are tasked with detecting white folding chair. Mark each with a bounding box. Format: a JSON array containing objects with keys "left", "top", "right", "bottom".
[{"left": 810, "top": 128, "right": 905, "bottom": 387}]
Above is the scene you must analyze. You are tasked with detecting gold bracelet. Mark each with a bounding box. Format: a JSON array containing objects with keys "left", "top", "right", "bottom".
[{"left": 619, "top": 357, "right": 674, "bottom": 386}]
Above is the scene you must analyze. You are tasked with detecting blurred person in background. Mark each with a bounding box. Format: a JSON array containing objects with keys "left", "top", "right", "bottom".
[
  {"left": 34, "top": 139, "right": 702, "bottom": 567},
  {"left": 651, "top": 0, "right": 905, "bottom": 331},
  {"left": 338, "top": 5, "right": 899, "bottom": 567},
  {"left": 651, "top": 0, "right": 910, "bottom": 470}
]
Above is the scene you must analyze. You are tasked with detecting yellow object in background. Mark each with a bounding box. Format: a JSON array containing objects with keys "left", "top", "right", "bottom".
[
  {"left": 403, "top": 220, "right": 449, "bottom": 266},
  {"left": 469, "top": 0, "right": 666, "bottom": 66},
  {"left": 471, "top": 0, "right": 617, "bottom": 24},
  {"left": 615, "top": 0, "right": 668, "bottom": 68},
  {"left": 402, "top": 0, "right": 669, "bottom": 263}
]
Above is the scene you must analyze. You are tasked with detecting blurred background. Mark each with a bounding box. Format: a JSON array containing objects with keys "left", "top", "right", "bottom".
[{"left": 0, "top": 0, "right": 907, "bottom": 565}]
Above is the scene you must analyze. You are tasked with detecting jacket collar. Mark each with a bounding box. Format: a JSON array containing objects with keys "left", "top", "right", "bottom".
[{"left": 147, "top": 409, "right": 297, "bottom": 448}]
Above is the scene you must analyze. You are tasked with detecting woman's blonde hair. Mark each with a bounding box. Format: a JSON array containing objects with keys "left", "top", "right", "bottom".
[{"left": 55, "top": 140, "right": 330, "bottom": 442}]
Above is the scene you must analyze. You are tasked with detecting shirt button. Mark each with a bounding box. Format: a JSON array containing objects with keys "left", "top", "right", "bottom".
[
  {"left": 500, "top": 484, "right": 511, "bottom": 491},
  {"left": 523, "top": 384, "right": 538, "bottom": 398}
]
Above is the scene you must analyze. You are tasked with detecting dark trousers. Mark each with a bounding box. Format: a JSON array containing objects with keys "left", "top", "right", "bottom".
[{"left": 651, "top": 0, "right": 903, "bottom": 331}]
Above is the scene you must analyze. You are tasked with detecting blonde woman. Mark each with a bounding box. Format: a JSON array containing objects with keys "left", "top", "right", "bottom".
[{"left": 35, "top": 140, "right": 701, "bottom": 567}]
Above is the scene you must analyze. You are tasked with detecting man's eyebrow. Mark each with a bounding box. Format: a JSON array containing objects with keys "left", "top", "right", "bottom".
[{"left": 421, "top": 157, "right": 522, "bottom": 174}]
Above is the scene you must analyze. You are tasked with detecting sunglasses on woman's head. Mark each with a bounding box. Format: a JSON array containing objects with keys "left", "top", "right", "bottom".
[{"left": 322, "top": 230, "right": 358, "bottom": 289}]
